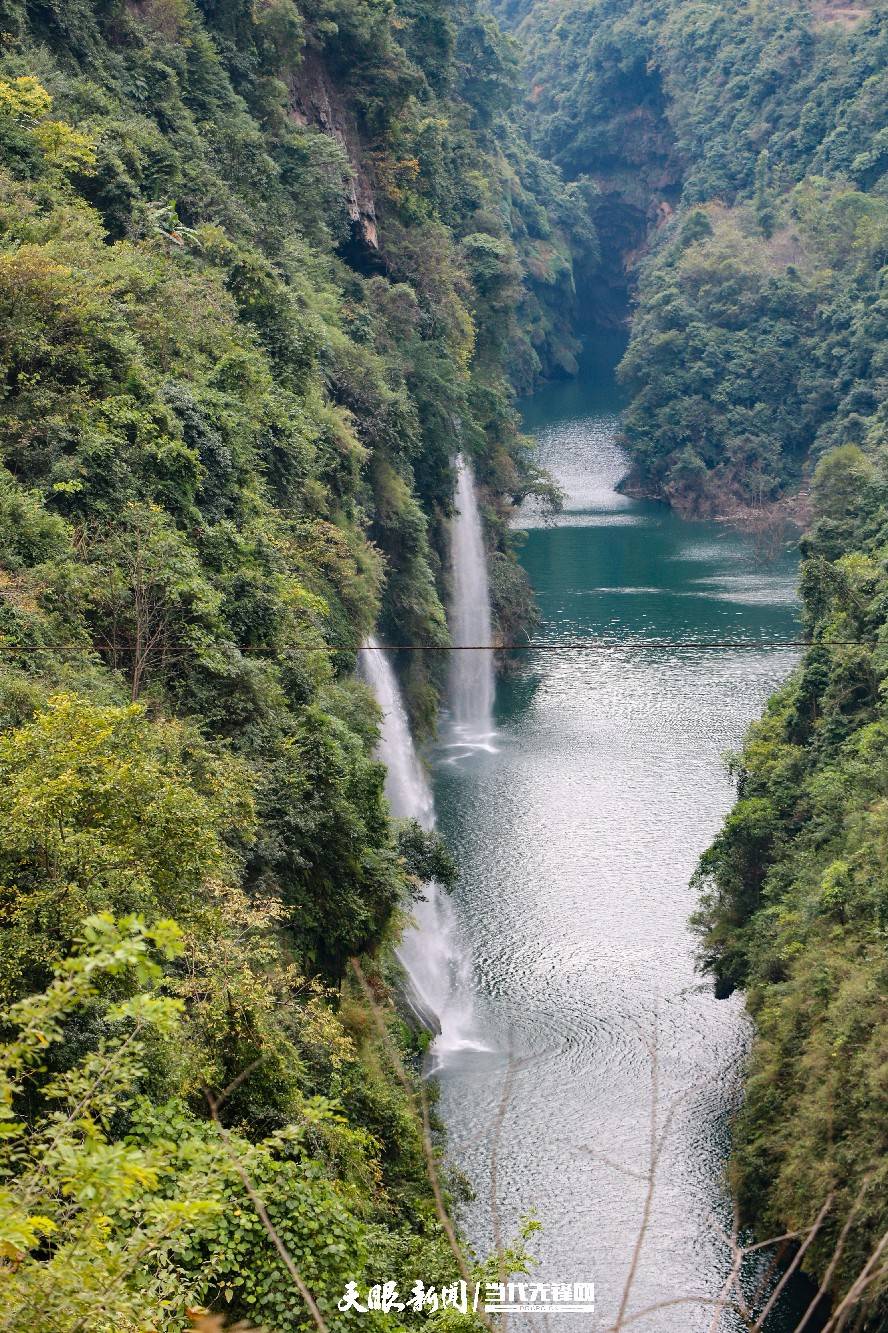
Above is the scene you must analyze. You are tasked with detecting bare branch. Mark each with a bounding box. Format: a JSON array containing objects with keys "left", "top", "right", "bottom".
[
  {"left": 348, "top": 956, "right": 495, "bottom": 1333},
  {"left": 205, "top": 1089, "right": 329, "bottom": 1333},
  {"left": 612, "top": 1010, "right": 660, "bottom": 1332},
  {"left": 796, "top": 1178, "right": 872, "bottom": 1333},
  {"left": 489, "top": 1047, "right": 517, "bottom": 1333},
  {"left": 753, "top": 1196, "right": 833, "bottom": 1331},
  {"left": 706, "top": 1205, "right": 751, "bottom": 1330},
  {"left": 605, "top": 1293, "right": 749, "bottom": 1331},
  {"left": 820, "top": 1229, "right": 888, "bottom": 1333},
  {"left": 577, "top": 1146, "right": 647, "bottom": 1182}
]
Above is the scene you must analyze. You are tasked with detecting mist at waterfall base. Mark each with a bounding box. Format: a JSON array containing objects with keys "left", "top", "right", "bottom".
[
  {"left": 430, "top": 338, "right": 813, "bottom": 1331},
  {"left": 358, "top": 639, "right": 482, "bottom": 1066}
]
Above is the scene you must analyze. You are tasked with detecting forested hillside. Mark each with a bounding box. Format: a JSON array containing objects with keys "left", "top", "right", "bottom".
[
  {"left": 0, "top": 1, "right": 594, "bottom": 1327},
  {"left": 521, "top": 0, "right": 888, "bottom": 516},
  {"left": 515, "top": 0, "right": 888, "bottom": 1320}
]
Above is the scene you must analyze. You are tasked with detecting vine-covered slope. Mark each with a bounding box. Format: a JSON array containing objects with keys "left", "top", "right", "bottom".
[
  {"left": 517, "top": 0, "right": 888, "bottom": 1318},
  {"left": 0, "top": 1, "right": 592, "bottom": 1328}
]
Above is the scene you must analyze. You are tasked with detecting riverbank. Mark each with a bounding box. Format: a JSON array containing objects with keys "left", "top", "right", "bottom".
[{"left": 617, "top": 471, "right": 812, "bottom": 541}]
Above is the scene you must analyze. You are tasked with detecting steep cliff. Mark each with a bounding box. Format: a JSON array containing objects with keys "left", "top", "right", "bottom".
[{"left": 520, "top": 0, "right": 888, "bottom": 514}]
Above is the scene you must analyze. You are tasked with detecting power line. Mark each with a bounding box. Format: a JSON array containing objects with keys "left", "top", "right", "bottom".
[{"left": 0, "top": 639, "right": 866, "bottom": 654}]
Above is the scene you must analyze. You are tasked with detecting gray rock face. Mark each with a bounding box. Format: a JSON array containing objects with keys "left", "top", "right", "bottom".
[{"left": 288, "top": 53, "right": 379, "bottom": 251}]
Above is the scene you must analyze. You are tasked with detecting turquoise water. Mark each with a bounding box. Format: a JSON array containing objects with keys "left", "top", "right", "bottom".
[{"left": 432, "top": 339, "right": 806, "bottom": 1330}]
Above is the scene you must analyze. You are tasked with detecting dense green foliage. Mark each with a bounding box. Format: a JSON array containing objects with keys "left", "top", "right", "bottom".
[
  {"left": 513, "top": 0, "right": 888, "bottom": 1319},
  {"left": 620, "top": 183, "right": 888, "bottom": 513},
  {"left": 0, "top": 0, "right": 588, "bottom": 1325},
  {"left": 692, "top": 446, "right": 888, "bottom": 1319},
  {"left": 520, "top": 0, "right": 888, "bottom": 511},
  {"left": 2, "top": 910, "right": 497, "bottom": 1331}
]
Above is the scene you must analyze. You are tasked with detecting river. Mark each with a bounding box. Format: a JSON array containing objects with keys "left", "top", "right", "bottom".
[{"left": 432, "top": 336, "right": 803, "bottom": 1330}]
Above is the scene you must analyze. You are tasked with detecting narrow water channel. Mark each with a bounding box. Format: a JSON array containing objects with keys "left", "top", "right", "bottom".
[{"left": 433, "top": 338, "right": 802, "bottom": 1330}]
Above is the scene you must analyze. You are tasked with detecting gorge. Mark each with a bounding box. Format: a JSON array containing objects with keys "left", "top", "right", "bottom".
[{"left": 0, "top": 0, "right": 886, "bottom": 1329}]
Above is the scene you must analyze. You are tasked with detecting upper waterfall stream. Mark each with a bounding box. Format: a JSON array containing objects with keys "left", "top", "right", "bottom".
[
  {"left": 446, "top": 454, "right": 496, "bottom": 754},
  {"left": 432, "top": 339, "right": 806, "bottom": 1331}
]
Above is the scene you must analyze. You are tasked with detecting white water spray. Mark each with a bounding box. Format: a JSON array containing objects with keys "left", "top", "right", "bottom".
[
  {"left": 359, "top": 638, "right": 483, "bottom": 1064},
  {"left": 448, "top": 454, "right": 496, "bottom": 748}
]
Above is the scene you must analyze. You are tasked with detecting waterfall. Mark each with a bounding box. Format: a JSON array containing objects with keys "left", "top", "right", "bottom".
[
  {"left": 358, "top": 638, "right": 482, "bottom": 1064},
  {"left": 448, "top": 454, "right": 496, "bottom": 748}
]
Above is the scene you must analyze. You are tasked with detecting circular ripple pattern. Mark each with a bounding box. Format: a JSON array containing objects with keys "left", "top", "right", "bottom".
[{"left": 432, "top": 340, "right": 805, "bottom": 1332}]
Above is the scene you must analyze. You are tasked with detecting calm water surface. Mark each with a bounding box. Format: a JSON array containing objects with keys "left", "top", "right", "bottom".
[{"left": 432, "top": 339, "right": 803, "bottom": 1331}]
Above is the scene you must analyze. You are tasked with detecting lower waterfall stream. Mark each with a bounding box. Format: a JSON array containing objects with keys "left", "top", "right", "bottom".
[{"left": 358, "top": 638, "right": 481, "bottom": 1062}]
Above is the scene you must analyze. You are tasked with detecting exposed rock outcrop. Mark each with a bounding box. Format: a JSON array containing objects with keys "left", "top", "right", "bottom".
[{"left": 289, "top": 52, "right": 380, "bottom": 255}]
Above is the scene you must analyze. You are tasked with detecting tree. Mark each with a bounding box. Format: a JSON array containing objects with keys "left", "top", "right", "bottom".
[
  {"left": 83, "top": 505, "right": 222, "bottom": 700},
  {"left": 0, "top": 693, "right": 249, "bottom": 998}
]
